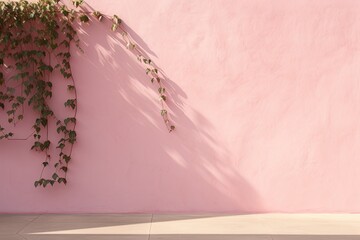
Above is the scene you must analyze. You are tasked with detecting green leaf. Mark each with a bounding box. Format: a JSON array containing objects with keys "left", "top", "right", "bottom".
[
  {"left": 38, "top": 64, "right": 53, "bottom": 72},
  {"left": 67, "top": 85, "right": 75, "bottom": 91},
  {"left": 111, "top": 23, "right": 118, "bottom": 32},
  {"left": 57, "top": 143, "right": 65, "bottom": 149},
  {"left": 64, "top": 117, "right": 76, "bottom": 125},
  {"left": 158, "top": 87, "right": 165, "bottom": 94},
  {"left": 69, "top": 130, "right": 76, "bottom": 137},
  {"left": 63, "top": 155, "right": 71, "bottom": 163},
  {"left": 57, "top": 125, "right": 66, "bottom": 134},
  {"left": 69, "top": 130, "right": 76, "bottom": 144},
  {"left": 58, "top": 178, "right": 67, "bottom": 185},
  {"left": 64, "top": 99, "right": 76, "bottom": 109},
  {"left": 16, "top": 96, "right": 26, "bottom": 104},
  {"left": 161, "top": 109, "right": 167, "bottom": 116},
  {"left": 43, "top": 180, "right": 49, "bottom": 187},
  {"left": 43, "top": 140, "right": 50, "bottom": 149},
  {"left": 40, "top": 118, "right": 48, "bottom": 127},
  {"left": 112, "top": 15, "right": 121, "bottom": 24},
  {"left": 52, "top": 173, "right": 59, "bottom": 180},
  {"left": 72, "top": 0, "right": 83, "bottom": 7},
  {"left": 79, "top": 14, "right": 89, "bottom": 23},
  {"left": 143, "top": 59, "right": 152, "bottom": 64},
  {"left": 93, "top": 11, "right": 103, "bottom": 21}
]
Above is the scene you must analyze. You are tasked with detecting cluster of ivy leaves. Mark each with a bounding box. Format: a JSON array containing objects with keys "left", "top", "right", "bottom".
[
  {"left": 0, "top": 0, "right": 175, "bottom": 188},
  {"left": 0, "top": 0, "right": 86, "bottom": 187}
]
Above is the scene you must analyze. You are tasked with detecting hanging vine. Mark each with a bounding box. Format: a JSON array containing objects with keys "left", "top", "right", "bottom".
[{"left": 0, "top": 0, "right": 175, "bottom": 188}]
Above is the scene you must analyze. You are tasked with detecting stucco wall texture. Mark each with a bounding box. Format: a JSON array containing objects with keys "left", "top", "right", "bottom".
[{"left": 1, "top": 0, "right": 360, "bottom": 213}]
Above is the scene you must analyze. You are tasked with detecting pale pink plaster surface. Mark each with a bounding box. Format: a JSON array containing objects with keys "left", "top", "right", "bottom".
[{"left": 1, "top": 0, "right": 360, "bottom": 213}]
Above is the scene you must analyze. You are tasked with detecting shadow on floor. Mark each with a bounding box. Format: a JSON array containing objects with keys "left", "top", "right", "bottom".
[{"left": 14, "top": 234, "right": 360, "bottom": 240}]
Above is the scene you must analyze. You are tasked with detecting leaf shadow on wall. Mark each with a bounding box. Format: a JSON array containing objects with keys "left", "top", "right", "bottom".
[{"left": 55, "top": 16, "right": 264, "bottom": 213}]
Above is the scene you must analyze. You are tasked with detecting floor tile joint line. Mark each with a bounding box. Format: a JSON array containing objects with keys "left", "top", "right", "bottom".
[
  {"left": 16, "top": 214, "right": 42, "bottom": 237},
  {"left": 148, "top": 214, "right": 154, "bottom": 240}
]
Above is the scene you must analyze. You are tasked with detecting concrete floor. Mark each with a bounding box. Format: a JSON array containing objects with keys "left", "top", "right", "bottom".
[{"left": 0, "top": 214, "right": 360, "bottom": 239}]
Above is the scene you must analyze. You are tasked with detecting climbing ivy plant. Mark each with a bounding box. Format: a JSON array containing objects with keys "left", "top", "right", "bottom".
[{"left": 0, "top": 0, "right": 175, "bottom": 187}]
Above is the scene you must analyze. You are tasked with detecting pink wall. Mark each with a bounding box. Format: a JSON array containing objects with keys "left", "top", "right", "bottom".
[{"left": 1, "top": 0, "right": 360, "bottom": 213}]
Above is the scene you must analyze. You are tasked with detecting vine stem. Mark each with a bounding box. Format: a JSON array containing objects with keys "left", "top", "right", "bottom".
[
  {"left": 117, "top": 25, "right": 174, "bottom": 132},
  {"left": 39, "top": 121, "right": 49, "bottom": 179},
  {"left": 39, "top": 53, "right": 53, "bottom": 180},
  {"left": 7, "top": 129, "right": 36, "bottom": 141},
  {"left": 63, "top": 42, "right": 78, "bottom": 181}
]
